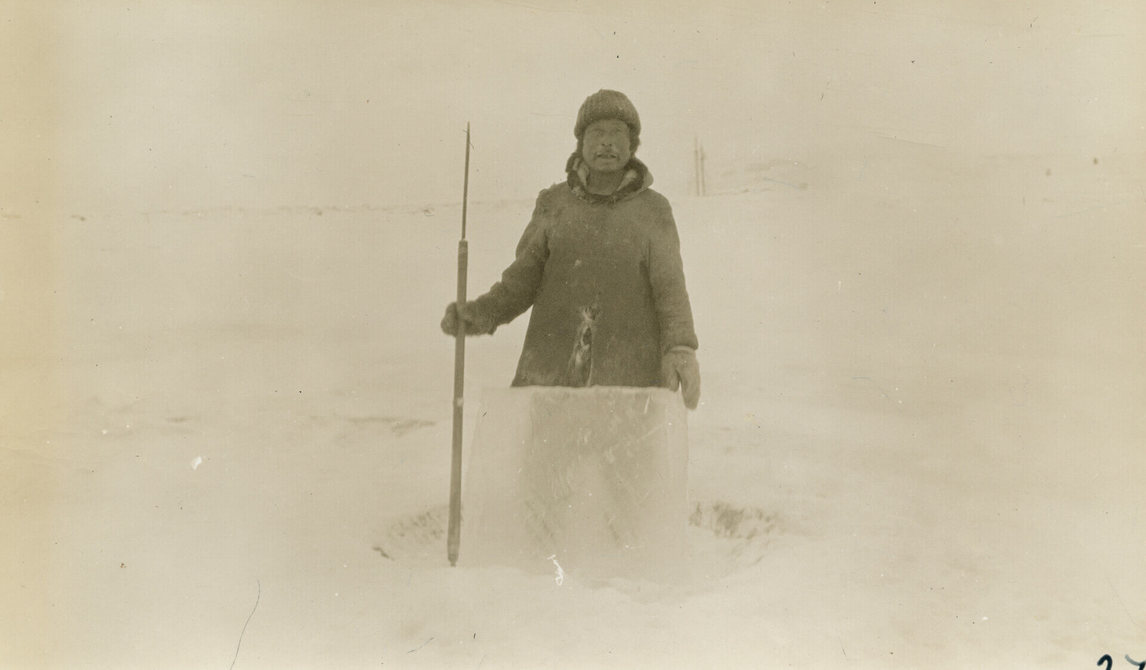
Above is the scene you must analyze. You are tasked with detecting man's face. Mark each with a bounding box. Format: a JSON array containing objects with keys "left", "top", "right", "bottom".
[{"left": 580, "top": 119, "right": 632, "bottom": 175}]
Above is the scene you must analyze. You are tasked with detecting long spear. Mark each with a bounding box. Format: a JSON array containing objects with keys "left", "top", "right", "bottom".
[{"left": 447, "top": 122, "right": 471, "bottom": 566}]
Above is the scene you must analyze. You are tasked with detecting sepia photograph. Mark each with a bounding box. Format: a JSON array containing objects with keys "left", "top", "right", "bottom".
[{"left": 3, "top": 1, "right": 1144, "bottom": 667}]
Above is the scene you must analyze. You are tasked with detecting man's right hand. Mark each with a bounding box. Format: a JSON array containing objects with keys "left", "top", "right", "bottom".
[{"left": 440, "top": 301, "right": 496, "bottom": 336}]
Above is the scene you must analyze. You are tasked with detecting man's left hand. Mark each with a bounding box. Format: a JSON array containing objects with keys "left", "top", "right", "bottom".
[{"left": 661, "top": 347, "right": 700, "bottom": 410}]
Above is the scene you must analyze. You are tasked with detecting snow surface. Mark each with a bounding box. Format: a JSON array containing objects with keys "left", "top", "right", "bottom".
[{"left": 3, "top": 155, "right": 1145, "bottom": 668}]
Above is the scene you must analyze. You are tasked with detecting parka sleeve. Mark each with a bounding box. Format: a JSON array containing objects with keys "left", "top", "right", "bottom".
[
  {"left": 647, "top": 199, "right": 699, "bottom": 353},
  {"left": 469, "top": 192, "right": 551, "bottom": 326}
]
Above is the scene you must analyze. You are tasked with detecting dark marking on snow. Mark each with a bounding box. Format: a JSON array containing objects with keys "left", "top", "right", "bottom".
[
  {"left": 690, "top": 501, "right": 777, "bottom": 539},
  {"left": 384, "top": 500, "right": 777, "bottom": 576},
  {"left": 851, "top": 376, "right": 898, "bottom": 403},
  {"left": 342, "top": 415, "right": 435, "bottom": 436},
  {"left": 407, "top": 637, "right": 434, "bottom": 654},
  {"left": 379, "top": 507, "right": 451, "bottom": 563},
  {"left": 690, "top": 501, "right": 779, "bottom": 569},
  {"left": 229, "top": 580, "right": 261, "bottom": 670}
]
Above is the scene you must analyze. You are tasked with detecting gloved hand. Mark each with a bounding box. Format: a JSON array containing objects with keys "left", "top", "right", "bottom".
[
  {"left": 661, "top": 347, "right": 700, "bottom": 410},
  {"left": 440, "top": 301, "right": 496, "bottom": 336}
]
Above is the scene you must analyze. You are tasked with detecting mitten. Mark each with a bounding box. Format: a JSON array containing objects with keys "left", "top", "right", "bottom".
[
  {"left": 661, "top": 347, "right": 700, "bottom": 409},
  {"left": 440, "top": 301, "right": 497, "bottom": 336}
]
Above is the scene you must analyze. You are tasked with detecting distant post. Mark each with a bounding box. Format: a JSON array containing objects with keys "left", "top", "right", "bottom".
[
  {"left": 694, "top": 136, "right": 707, "bottom": 196},
  {"left": 699, "top": 142, "right": 706, "bottom": 196}
]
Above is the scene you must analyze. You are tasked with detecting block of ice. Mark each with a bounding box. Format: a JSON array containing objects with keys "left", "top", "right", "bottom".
[{"left": 460, "top": 386, "right": 689, "bottom": 581}]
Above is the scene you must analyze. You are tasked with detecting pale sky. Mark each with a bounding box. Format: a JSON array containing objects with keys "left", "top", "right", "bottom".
[{"left": 3, "top": 0, "right": 1143, "bottom": 213}]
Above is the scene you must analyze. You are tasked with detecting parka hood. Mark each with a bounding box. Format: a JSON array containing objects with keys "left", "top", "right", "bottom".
[{"left": 565, "top": 152, "right": 654, "bottom": 205}]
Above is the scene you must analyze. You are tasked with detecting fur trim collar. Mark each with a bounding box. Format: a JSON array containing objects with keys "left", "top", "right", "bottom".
[{"left": 565, "top": 153, "right": 653, "bottom": 204}]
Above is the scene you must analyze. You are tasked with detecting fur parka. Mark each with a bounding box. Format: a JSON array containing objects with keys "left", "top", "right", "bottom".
[{"left": 470, "top": 156, "right": 698, "bottom": 388}]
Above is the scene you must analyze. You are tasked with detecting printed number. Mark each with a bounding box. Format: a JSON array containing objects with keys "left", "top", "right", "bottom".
[{"left": 1097, "top": 655, "right": 1146, "bottom": 670}]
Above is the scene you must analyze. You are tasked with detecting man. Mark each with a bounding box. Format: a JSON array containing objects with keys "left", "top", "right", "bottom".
[{"left": 441, "top": 89, "right": 700, "bottom": 409}]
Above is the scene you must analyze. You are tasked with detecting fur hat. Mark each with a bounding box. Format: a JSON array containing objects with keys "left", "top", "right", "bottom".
[{"left": 574, "top": 89, "right": 641, "bottom": 141}]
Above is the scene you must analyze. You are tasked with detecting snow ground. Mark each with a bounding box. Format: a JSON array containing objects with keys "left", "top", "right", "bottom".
[{"left": 3, "top": 154, "right": 1144, "bottom": 668}]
